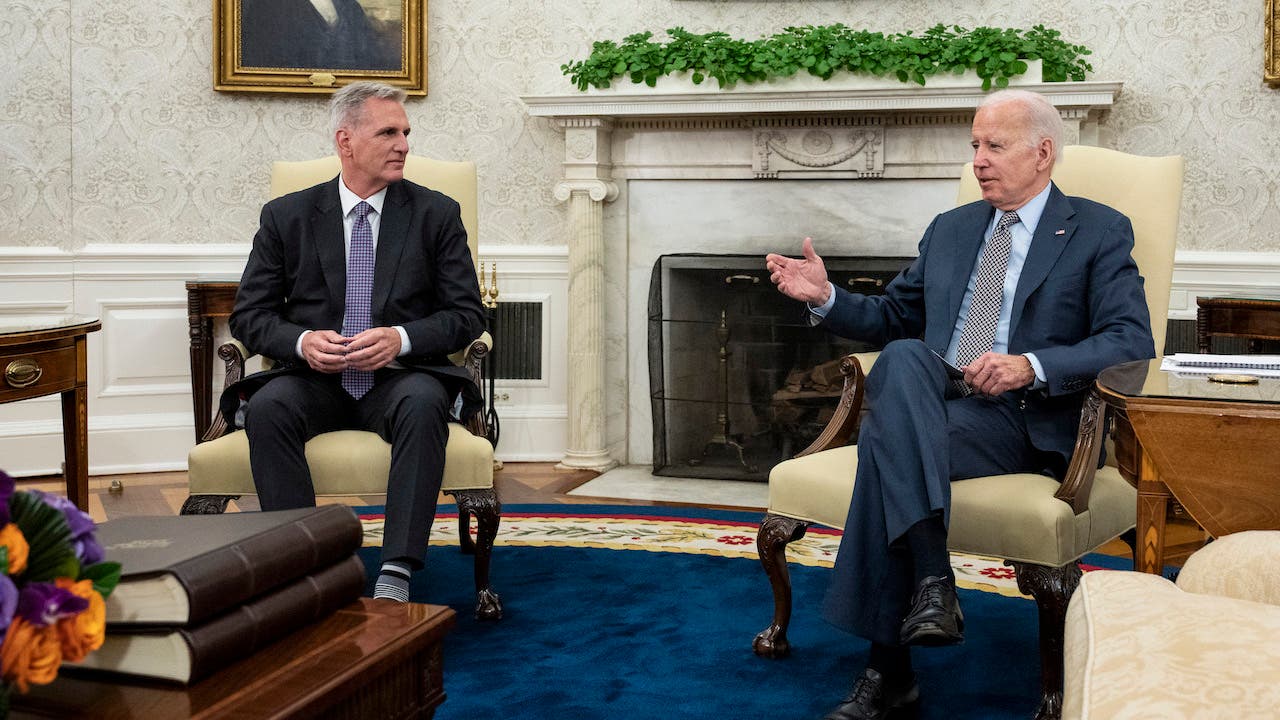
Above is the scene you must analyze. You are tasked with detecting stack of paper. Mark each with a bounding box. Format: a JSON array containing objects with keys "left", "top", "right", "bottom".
[{"left": 1160, "top": 353, "right": 1280, "bottom": 378}]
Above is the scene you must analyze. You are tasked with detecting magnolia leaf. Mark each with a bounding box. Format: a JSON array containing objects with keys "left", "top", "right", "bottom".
[
  {"left": 9, "top": 491, "right": 77, "bottom": 582},
  {"left": 82, "top": 561, "right": 122, "bottom": 599}
]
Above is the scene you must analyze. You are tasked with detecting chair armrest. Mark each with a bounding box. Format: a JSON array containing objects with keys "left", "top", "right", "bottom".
[
  {"left": 1053, "top": 388, "right": 1108, "bottom": 515},
  {"left": 201, "top": 340, "right": 252, "bottom": 443},
  {"left": 450, "top": 332, "right": 492, "bottom": 439},
  {"left": 1176, "top": 531, "right": 1280, "bottom": 606},
  {"left": 793, "top": 351, "right": 879, "bottom": 458},
  {"left": 449, "top": 331, "right": 492, "bottom": 380}
]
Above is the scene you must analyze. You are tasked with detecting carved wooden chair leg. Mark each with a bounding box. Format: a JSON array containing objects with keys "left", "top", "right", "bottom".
[
  {"left": 450, "top": 488, "right": 503, "bottom": 621},
  {"left": 753, "top": 513, "right": 810, "bottom": 658},
  {"left": 1011, "top": 561, "right": 1082, "bottom": 720},
  {"left": 180, "top": 494, "right": 240, "bottom": 515},
  {"left": 455, "top": 504, "right": 477, "bottom": 555}
]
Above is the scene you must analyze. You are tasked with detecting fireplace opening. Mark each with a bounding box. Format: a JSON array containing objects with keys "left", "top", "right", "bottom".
[{"left": 648, "top": 253, "right": 912, "bottom": 481}]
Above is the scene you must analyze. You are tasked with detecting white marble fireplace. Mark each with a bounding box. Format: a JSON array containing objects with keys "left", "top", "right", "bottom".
[{"left": 522, "top": 79, "right": 1121, "bottom": 472}]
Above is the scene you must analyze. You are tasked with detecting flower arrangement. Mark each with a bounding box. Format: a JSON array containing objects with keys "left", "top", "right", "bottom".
[{"left": 0, "top": 470, "right": 119, "bottom": 714}]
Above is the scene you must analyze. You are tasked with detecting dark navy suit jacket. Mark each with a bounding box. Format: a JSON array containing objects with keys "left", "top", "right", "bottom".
[
  {"left": 820, "top": 183, "right": 1155, "bottom": 464},
  {"left": 221, "top": 177, "right": 485, "bottom": 424}
]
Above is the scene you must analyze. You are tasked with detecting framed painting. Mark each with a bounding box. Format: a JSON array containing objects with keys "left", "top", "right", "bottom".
[
  {"left": 214, "top": 0, "right": 426, "bottom": 95},
  {"left": 1269, "top": 0, "right": 1280, "bottom": 86}
]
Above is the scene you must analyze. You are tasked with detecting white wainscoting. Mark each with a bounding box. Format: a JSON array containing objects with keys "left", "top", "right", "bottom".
[{"left": 0, "top": 244, "right": 569, "bottom": 477}]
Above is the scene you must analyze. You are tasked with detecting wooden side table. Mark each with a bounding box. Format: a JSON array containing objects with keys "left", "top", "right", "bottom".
[
  {"left": 14, "top": 599, "right": 456, "bottom": 719},
  {"left": 1097, "top": 359, "right": 1280, "bottom": 574},
  {"left": 1196, "top": 296, "right": 1280, "bottom": 353},
  {"left": 0, "top": 315, "right": 101, "bottom": 510},
  {"left": 187, "top": 279, "right": 240, "bottom": 442}
]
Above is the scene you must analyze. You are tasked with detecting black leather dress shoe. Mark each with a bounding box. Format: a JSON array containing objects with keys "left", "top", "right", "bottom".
[
  {"left": 821, "top": 667, "right": 919, "bottom": 720},
  {"left": 899, "top": 575, "right": 964, "bottom": 646}
]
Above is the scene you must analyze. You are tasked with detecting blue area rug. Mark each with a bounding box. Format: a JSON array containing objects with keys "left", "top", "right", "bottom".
[{"left": 354, "top": 504, "right": 1132, "bottom": 720}]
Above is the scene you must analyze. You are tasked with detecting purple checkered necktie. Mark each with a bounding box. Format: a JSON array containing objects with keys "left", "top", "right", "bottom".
[
  {"left": 952, "top": 210, "right": 1020, "bottom": 392},
  {"left": 341, "top": 201, "right": 375, "bottom": 399}
]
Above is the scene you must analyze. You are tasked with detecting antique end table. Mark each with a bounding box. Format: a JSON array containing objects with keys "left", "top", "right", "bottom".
[
  {"left": 1097, "top": 358, "right": 1280, "bottom": 574},
  {"left": 0, "top": 314, "right": 101, "bottom": 510}
]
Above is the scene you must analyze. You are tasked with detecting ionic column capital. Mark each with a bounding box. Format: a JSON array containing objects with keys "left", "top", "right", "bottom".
[{"left": 553, "top": 179, "right": 619, "bottom": 203}]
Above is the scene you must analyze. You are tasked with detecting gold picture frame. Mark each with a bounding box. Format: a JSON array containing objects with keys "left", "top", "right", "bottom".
[
  {"left": 1269, "top": 0, "right": 1280, "bottom": 86},
  {"left": 214, "top": 0, "right": 426, "bottom": 95}
]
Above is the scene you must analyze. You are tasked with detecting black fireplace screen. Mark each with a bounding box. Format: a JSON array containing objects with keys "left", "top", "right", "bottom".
[{"left": 648, "top": 253, "right": 912, "bottom": 481}]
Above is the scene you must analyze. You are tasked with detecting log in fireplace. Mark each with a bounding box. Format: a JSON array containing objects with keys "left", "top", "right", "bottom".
[{"left": 648, "top": 253, "right": 911, "bottom": 481}]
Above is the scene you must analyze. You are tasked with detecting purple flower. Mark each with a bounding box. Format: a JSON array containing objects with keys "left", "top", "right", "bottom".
[
  {"left": 16, "top": 582, "right": 87, "bottom": 627},
  {"left": 0, "top": 470, "right": 13, "bottom": 526},
  {"left": 0, "top": 574, "right": 17, "bottom": 639},
  {"left": 32, "top": 490, "right": 104, "bottom": 565}
]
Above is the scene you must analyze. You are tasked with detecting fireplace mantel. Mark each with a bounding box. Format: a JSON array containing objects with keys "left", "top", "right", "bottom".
[
  {"left": 521, "top": 80, "right": 1122, "bottom": 472},
  {"left": 523, "top": 80, "right": 1122, "bottom": 120}
]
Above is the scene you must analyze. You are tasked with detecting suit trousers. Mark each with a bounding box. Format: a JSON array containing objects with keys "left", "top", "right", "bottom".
[
  {"left": 243, "top": 368, "right": 451, "bottom": 568},
  {"left": 822, "top": 339, "right": 1045, "bottom": 645}
]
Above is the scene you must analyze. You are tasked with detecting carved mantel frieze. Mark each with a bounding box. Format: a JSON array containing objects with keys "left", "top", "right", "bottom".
[{"left": 750, "top": 118, "right": 885, "bottom": 179}]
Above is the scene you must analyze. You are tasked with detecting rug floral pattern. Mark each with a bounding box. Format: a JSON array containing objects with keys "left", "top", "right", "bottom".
[{"left": 359, "top": 510, "right": 1040, "bottom": 599}]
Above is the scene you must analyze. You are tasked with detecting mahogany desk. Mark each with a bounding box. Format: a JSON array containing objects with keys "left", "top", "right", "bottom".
[
  {"left": 0, "top": 315, "right": 101, "bottom": 510},
  {"left": 14, "top": 598, "right": 456, "bottom": 720},
  {"left": 187, "top": 279, "right": 240, "bottom": 442},
  {"left": 1097, "top": 359, "right": 1280, "bottom": 574}
]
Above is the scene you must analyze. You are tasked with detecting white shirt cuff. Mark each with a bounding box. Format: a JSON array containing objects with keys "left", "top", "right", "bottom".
[
  {"left": 1023, "top": 352, "right": 1047, "bottom": 389},
  {"left": 395, "top": 326, "right": 411, "bottom": 356}
]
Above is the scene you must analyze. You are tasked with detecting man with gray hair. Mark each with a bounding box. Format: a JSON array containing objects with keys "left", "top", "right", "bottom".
[
  {"left": 226, "top": 81, "right": 484, "bottom": 602},
  {"left": 766, "top": 89, "right": 1153, "bottom": 718}
]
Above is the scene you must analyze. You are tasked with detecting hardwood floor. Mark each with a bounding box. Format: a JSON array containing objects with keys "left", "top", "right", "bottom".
[
  {"left": 20, "top": 463, "right": 1207, "bottom": 564},
  {"left": 16, "top": 463, "right": 627, "bottom": 524}
]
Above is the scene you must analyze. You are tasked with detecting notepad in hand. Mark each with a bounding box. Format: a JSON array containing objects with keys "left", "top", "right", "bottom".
[{"left": 930, "top": 349, "right": 965, "bottom": 379}]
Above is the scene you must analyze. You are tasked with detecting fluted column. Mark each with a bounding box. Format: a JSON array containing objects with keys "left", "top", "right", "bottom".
[{"left": 553, "top": 119, "right": 618, "bottom": 472}]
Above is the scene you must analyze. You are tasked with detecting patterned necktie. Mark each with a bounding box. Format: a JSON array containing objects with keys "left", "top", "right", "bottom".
[
  {"left": 954, "top": 210, "right": 1021, "bottom": 375},
  {"left": 341, "top": 201, "right": 375, "bottom": 399}
]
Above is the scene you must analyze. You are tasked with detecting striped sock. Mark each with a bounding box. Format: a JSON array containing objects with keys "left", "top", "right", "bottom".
[{"left": 373, "top": 560, "right": 412, "bottom": 602}]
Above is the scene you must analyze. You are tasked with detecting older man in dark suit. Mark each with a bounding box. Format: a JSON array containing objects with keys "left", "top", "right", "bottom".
[
  {"left": 227, "top": 81, "right": 484, "bottom": 602},
  {"left": 766, "top": 89, "right": 1155, "bottom": 719}
]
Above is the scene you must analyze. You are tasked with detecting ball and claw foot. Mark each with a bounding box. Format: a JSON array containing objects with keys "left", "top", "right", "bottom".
[
  {"left": 753, "top": 625, "right": 790, "bottom": 658},
  {"left": 475, "top": 588, "right": 503, "bottom": 621}
]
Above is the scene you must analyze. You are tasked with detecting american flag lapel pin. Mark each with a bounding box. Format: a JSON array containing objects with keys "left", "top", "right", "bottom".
[{"left": 1055, "top": 229, "right": 1066, "bottom": 235}]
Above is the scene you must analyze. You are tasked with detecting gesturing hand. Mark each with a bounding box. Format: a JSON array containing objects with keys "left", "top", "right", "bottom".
[{"left": 765, "top": 237, "right": 831, "bottom": 305}]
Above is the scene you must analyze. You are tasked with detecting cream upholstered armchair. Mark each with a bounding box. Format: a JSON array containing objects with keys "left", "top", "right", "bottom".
[
  {"left": 1063, "top": 531, "right": 1280, "bottom": 718},
  {"left": 184, "top": 155, "right": 502, "bottom": 620},
  {"left": 752, "top": 146, "right": 1183, "bottom": 719}
]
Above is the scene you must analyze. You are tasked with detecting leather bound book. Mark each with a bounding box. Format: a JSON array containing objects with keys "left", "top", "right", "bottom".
[
  {"left": 98, "top": 505, "right": 362, "bottom": 626},
  {"left": 67, "top": 553, "right": 367, "bottom": 684}
]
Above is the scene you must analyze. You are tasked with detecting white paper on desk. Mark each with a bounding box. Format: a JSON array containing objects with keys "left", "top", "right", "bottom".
[{"left": 1160, "top": 355, "right": 1280, "bottom": 378}]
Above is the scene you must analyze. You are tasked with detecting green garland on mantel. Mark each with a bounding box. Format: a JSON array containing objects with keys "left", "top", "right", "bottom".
[{"left": 562, "top": 24, "right": 1093, "bottom": 92}]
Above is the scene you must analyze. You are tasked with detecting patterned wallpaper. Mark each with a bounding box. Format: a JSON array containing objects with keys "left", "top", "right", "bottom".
[{"left": 1, "top": 0, "right": 1277, "bottom": 251}]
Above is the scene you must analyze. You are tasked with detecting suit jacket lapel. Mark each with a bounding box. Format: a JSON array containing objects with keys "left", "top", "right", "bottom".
[
  {"left": 1009, "top": 183, "right": 1076, "bottom": 338},
  {"left": 946, "top": 203, "right": 995, "bottom": 330},
  {"left": 313, "top": 178, "right": 347, "bottom": 321},
  {"left": 371, "top": 182, "right": 411, "bottom": 323}
]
